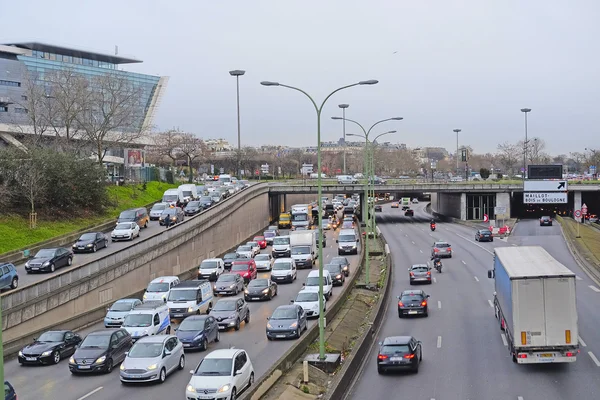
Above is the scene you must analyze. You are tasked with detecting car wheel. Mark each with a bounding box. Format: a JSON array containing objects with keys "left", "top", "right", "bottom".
[
  {"left": 10, "top": 277, "right": 18, "bottom": 289},
  {"left": 491, "top": 238, "right": 494, "bottom": 242},
  {"left": 92, "top": 244, "right": 97, "bottom": 252},
  {"left": 166, "top": 326, "right": 171, "bottom": 334},
  {"left": 398, "top": 311, "right": 403, "bottom": 318},
  {"left": 215, "top": 330, "right": 220, "bottom": 342},
  {"left": 50, "top": 263, "right": 55, "bottom": 273},
  {"left": 201, "top": 338, "right": 208, "bottom": 351},
  {"left": 424, "top": 308, "right": 428, "bottom": 317},
  {"left": 245, "top": 311, "right": 250, "bottom": 324},
  {"left": 144, "top": 220, "right": 148, "bottom": 228},
  {"left": 178, "top": 355, "right": 185, "bottom": 370},
  {"left": 105, "top": 358, "right": 113, "bottom": 373},
  {"left": 231, "top": 388, "right": 237, "bottom": 400},
  {"left": 111, "top": 239, "right": 115, "bottom": 242},
  {"left": 235, "top": 319, "right": 241, "bottom": 331},
  {"left": 248, "top": 371, "right": 255, "bottom": 388},
  {"left": 377, "top": 366, "right": 384, "bottom": 374},
  {"left": 413, "top": 362, "right": 419, "bottom": 373},
  {"left": 409, "top": 280, "right": 414, "bottom": 285},
  {"left": 159, "top": 367, "right": 167, "bottom": 383},
  {"left": 419, "top": 348, "right": 423, "bottom": 361},
  {"left": 267, "top": 336, "right": 273, "bottom": 341},
  {"left": 207, "top": 303, "right": 212, "bottom": 314},
  {"left": 68, "top": 257, "right": 73, "bottom": 266},
  {"left": 52, "top": 350, "right": 61, "bottom": 364},
  {"left": 104, "top": 240, "right": 109, "bottom": 248}
]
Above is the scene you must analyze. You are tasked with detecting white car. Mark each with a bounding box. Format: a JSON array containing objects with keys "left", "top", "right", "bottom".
[
  {"left": 303, "top": 270, "right": 333, "bottom": 300},
  {"left": 412, "top": 198, "right": 419, "bottom": 204},
  {"left": 270, "top": 258, "right": 297, "bottom": 283},
  {"left": 236, "top": 245, "right": 253, "bottom": 259},
  {"left": 292, "top": 289, "right": 326, "bottom": 318},
  {"left": 111, "top": 222, "right": 140, "bottom": 242},
  {"left": 186, "top": 348, "right": 254, "bottom": 400},
  {"left": 246, "top": 241, "right": 260, "bottom": 257},
  {"left": 254, "top": 254, "right": 273, "bottom": 271}
]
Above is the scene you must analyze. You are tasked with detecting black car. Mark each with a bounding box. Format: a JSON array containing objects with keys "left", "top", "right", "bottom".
[
  {"left": 24, "top": 247, "right": 73, "bottom": 273},
  {"left": 244, "top": 278, "right": 278, "bottom": 301},
  {"left": 404, "top": 209, "right": 414, "bottom": 217},
  {"left": 540, "top": 216, "right": 553, "bottom": 226},
  {"left": 408, "top": 264, "right": 432, "bottom": 285},
  {"left": 198, "top": 196, "right": 214, "bottom": 209},
  {"left": 397, "top": 289, "right": 430, "bottom": 317},
  {"left": 315, "top": 230, "right": 327, "bottom": 248},
  {"left": 184, "top": 201, "right": 202, "bottom": 216},
  {"left": 72, "top": 232, "right": 109, "bottom": 253},
  {"left": 475, "top": 229, "right": 493, "bottom": 242},
  {"left": 18, "top": 330, "right": 82, "bottom": 365},
  {"left": 330, "top": 256, "right": 350, "bottom": 277},
  {"left": 175, "top": 315, "right": 220, "bottom": 351},
  {"left": 343, "top": 206, "right": 355, "bottom": 216},
  {"left": 377, "top": 336, "right": 422, "bottom": 374},
  {"left": 4, "top": 381, "right": 16, "bottom": 400},
  {"left": 375, "top": 205, "right": 383, "bottom": 212},
  {"left": 324, "top": 264, "right": 345, "bottom": 286},
  {"left": 223, "top": 253, "right": 240, "bottom": 270},
  {"left": 159, "top": 207, "right": 185, "bottom": 226},
  {"left": 69, "top": 329, "right": 132, "bottom": 374}
]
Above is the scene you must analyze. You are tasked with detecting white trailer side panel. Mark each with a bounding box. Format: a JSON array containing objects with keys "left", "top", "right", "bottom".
[
  {"left": 513, "top": 279, "right": 546, "bottom": 347},
  {"left": 544, "top": 277, "right": 578, "bottom": 346}
]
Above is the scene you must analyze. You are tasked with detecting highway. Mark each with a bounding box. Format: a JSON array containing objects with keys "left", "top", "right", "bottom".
[
  {"left": 5, "top": 219, "right": 361, "bottom": 399},
  {"left": 348, "top": 203, "right": 600, "bottom": 400}
]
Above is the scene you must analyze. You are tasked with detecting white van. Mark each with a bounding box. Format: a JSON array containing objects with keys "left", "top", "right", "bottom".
[
  {"left": 167, "top": 280, "right": 214, "bottom": 319},
  {"left": 143, "top": 276, "right": 181, "bottom": 302},
  {"left": 198, "top": 258, "right": 225, "bottom": 281},
  {"left": 178, "top": 184, "right": 198, "bottom": 203},
  {"left": 162, "top": 189, "right": 182, "bottom": 206},
  {"left": 122, "top": 301, "right": 171, "bottom": 340},
  {"left": 303, "top": 270, "right": 333, "bottom": 300},
  {"left": 218, "top": 174, "right": 232, "bottom": 186},
  {"left": 337, "top": 229, "right": 359, "bottom": 255}
]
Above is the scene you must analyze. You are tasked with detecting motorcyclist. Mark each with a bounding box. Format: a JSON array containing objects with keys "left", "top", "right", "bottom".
[{"left": 431, "top": 254, "right": 442, "bottom": 269}]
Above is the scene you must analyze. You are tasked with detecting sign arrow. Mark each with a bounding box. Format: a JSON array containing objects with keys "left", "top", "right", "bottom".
[{"left": 557, "top": 181, "right": 566, "bottom": 190}]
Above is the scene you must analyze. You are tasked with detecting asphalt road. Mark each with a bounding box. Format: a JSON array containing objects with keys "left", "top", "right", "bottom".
[
  {"left": 6, "top": 218, "right": 362, "bottom": 400},
  {"left": 348, "top": 203, "right": 600, "bottom": 400}
]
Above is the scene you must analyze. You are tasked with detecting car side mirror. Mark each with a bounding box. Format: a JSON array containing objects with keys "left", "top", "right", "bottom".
[
  {"left": 164, "top": 350, "right": 171, "bottom": 357},
  {"left": 290, "top": 300, "right": 294, "bottom": 303},
  {"left": 426, "top": 295, "right": 430, "bottom": 298},
  {"left": 235, "top": 369, "right": 243, "bottom": 376},
  {"left": 190, "top": 370, "right": 195, "bottom": 374},
  {"left": 396, "top": 296, "right": 400, "bottom": 299},
  {"left": 32, "top": 337, "right": 37, "bottom": 342},
  {"left": 488, "top": 270, "right": 495, "bottom": 279},
  {"left": 106, "top": 307, "right": 110, "bottom": 312},
  {"left": 378, "top": 341, "right": 382, "bottom": 345},
  {"left": 124, "top": 351, "right": 128, "bottom": 356},
  {"left": 266, "top": 317, "right": 270, "bottom": 320}
]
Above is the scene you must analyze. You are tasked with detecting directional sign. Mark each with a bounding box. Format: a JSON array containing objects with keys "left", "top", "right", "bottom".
[
  {"left": 524, "top": 192, "right": 568, "bottom": 204},
  {"left": 575, "top": 210, "right": 582, "bottom": 218},
  {"left": 582, "top": 203, "right": 588, "bottom": 214},
  {"left": 494, "top": 206, "right": 507, "bottom": 215},
  {"left": 523, "top": 180, "right": 568, "bottom": 192}
]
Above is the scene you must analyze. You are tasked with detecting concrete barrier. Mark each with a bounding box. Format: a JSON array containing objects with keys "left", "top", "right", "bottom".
[{"left": 1, "top": 183, "right": 271, "bottom": 358}]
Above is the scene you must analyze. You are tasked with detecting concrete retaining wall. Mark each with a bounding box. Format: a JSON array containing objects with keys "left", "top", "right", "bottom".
[{"left": 2, "top": 183, "right": 271, "bottom": 357}]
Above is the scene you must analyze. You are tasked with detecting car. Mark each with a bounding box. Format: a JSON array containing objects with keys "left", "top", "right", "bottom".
[
  {"left": 391, "top": 202, "right": 399, "bottom": 208},
  {"left": 253, "top": 236, "right": 267, "bottom": 249},
  {"left": 104, "top": 298, "right": 143, "bottom": 328},
  {"left": 324, "top": 264, "right": 345, "bottom": 286},
  {"left": 111, "top": 222, "right": 140, "bottom": 242},
  {"left": 254, "top": 254, "right": 273, "bottom": 271},
  {"left": 24, "top": 247, "right": 73, "bottom": 273},
  {"left": 330, "top": 256, "right": 350, "bottom": 277},
  {"left": 197, "top": 258, "right": 225, "bottom": 281},
  {"left": 375, "top": 205, "right": 383, "bottom": 212},
  {"left": 266, "top": 304, "right": 308, "bottom": 340},
  {"left": 267, "top": 225, "right": 279, "bottom": 233},
  {"left": 540, "top": 216, "right": 553, "bottom": 226},
  {"left": 72, "top": 232, "right": 109, "bottom": 253},
  {"left": 117, "top": 207, "right": 149, "bottom": 228},
  {"left": 4, "top": 381, "right": 16, "bottom": 400},
  {"left": 246, "top": 241, "right": 261, "bottom": 256},
  {"left": 412, "top": 198, "right": 419, "bottom": 204},
  {"left": 149, "top": 202, "right": 169, "bottom": 220},
  {"left": 176, "top": 315, "right": 220, "bottom": 351},
  {"left": 231, "top": 259, "right": 257, "bottom": 283},
  {"left": 404, "top": 209, "right": 414, "bottom": 217},
  {"left": 159, "top": 207, "right": 185, "bottom": 226},
  {"left": 588, "top": 214, "right": 599, "bottom": 223},
  {"left": 184, "top": 200, "right": 203, "bottom": 216},
  {"left": 0, "top": 263, "right": 19, "bottom": 290},
  {"left": 209, "top": 298, "right": 250, "bottom": 331},
  {"left": 223, "top": 252, "right": 241, "bottom": 270},
  {"left": 322, "top": 219, "right": 332, "bottom": 230},
  {"left": 119, "top": 334, "right": 185, "bottom": 384},
  {"left": 244, "top": 278, "right": 278, "bottom": 301},
  {"left": 303, "top": 270, "right": 333, "bottom": 300},
  {"left": 397, "top": 289, "right": 430, "bottom": 317},
  {"left": 213, "top": 273, "right": 245, "bottom": 296},
  {"left": 408, "top": 264, "right": 432, "bottom": 285},
  {"left": 18, "top": 330, "right": 82, "bottom": 365},
  {"left": 263, "top": 229, "right": 277, "bottom": 245},
  {"left": 292, "top": 290, "right": 326, "bottom": 318},
  {"left": 475, "top": 229, "right": 493, "bottom": 242},
  {"left": 431, "top": 241, "right": 452, "bottom": 258},
  {"left": 185, "top": 348, "right": 254, "bottom": 400},
  {"left": 377, "top": 336, "right": 422, "bottom": 374},
  {"left": 341, "top": 221, "right": 354, "bottom": 229},
  {"left": 143, "top": 276, "right": 180, "bottom": 302},
  {"left": 270, "top": 258, "right": 297, "bottom": 283},
  {"left": 69, "top": 328, "right": 133, "bottom": 374},
  {"left": 236, "top": 245, "right": 253, "bottom": 259},
  {"left": 198, "top": 195, "right": 214, "bottom": 209}
]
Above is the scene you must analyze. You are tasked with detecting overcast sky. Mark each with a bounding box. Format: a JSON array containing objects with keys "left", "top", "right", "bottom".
[{"left": 4, "top": 0, "right": 599, "bottom": 155}]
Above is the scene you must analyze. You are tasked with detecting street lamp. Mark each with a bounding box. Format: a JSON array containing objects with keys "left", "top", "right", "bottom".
[
  {"left": 520, "top": 108, "right": 532, "bottom": 181},
  {"left": 453, "top": 129, "right": 461, "bottom": 175},
  {"left": 261, "top": 78, "right": 378, "bottom": 361},
  {"left": 338, "top": 104, "right": 350, "bottom": 174},
  {"left": 229, "top": 70, "right": 245, "bottom": 176}
]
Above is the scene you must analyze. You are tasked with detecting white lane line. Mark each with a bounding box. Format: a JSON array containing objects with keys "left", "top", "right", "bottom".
[
  {"left": 474, "top": 276, "right": 479, "bottom": 282},
  {"left": 326, "top": 254, "right": 330, "bottom": 259},
  {"left": 512, "top": 243, "right": 518, "bottom": 246},
  {"left": 411, "top": 241, "right": 415, "bottom": 245},
  {"left": 589, "top": 285, "right": 600, "bottom": 293},
  {"left": 77, "top": 387, "right": 103, "bottom": 400},
  {"left": 500, "top": 333, "right": 508, "bottom": 346},
  {"left": 588, "top": 351, "right": 600, "bottom": 367},
  {"left": 429, "top": 233, "right": 433, "bottom": 237},
  {"left": 462, "top": 260, "right": 467, "bottom": 265},
  {"left": 579, "top": 336, "right": 587, "bottom": 347},
  {"left": 437, "top": 336, "right": 442, "bottom": 348},
  {"left": 419, "top": 249, "right": 423, "bottom": 253},
  {"left": 577, "top": 276, "right": 583, "bottom": 281},
  {"left": 488, "top": 299, "right": 494, "bottom": 308},
  {"left": 438, "top": 301, "right": 442, "bottom": 309},
  {"left": 454, "top": 233, "right": 494, "bottom": 255},
  {"left": 433, "top": 277, "right": 437, "bottom": 283}
]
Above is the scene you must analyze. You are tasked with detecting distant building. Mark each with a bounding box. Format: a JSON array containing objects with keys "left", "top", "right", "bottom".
[{"left": 205, "top": 138, "right": 233, "bottom": 152}]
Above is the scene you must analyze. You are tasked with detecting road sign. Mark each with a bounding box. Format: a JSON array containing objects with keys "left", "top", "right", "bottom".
[
  {"left": 575, "top": 210, "right": 582, "bottom": 218},
  {"left": 483, "top": 214, "right": 489, "bottom": 222},
  {"left": 523, "top": 180, "right": 568, "bottom": 192},
  {"left": 261, "top": 164, "right": 269, "bottom": 174},
  {"left": 582, "top": 203, "right": 588, "bottom": 214},
  {"left": 524, "top": 192, "right": 568, "bottom": 204},
  {"left": 494, "top": 206, "right": 507, "bottom": 215}
]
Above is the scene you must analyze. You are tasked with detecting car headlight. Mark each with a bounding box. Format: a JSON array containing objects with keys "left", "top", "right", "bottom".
[
  {"left": 95, "top": 356, "right": 106, "bottom": 364},
  {"left": 262, "top": 288, "right": 269, "bottom": 293},
  {"left": 336, "top": 274, "right": 342, "bottom": 279},
  {"left": 229, "top": 314, "right": 237, "bottom": 320},
  {"left": 342, "top": 266, "right": 348, "bottom": 270},
  {"left": 230, "top": 284, "right": 236, "bottom": 288},
  {"left": 218, "top": 384, "right": 231, "bottom": 393},
  {"left": 41, "top": 350, "right": 52, "bottom": 356},
  {"left": 69, "top": 356, "right": 75, "bottom": 363},
  {"left": 186, "top": 385, "right": 196, "bottom": 393},
  {"left": 162, "top": 295, "right": 166, "bottom": 300},
  {"left": 120, "top": 364, "right": 125, "bottom": 370},
  {"left": 267, "top": 323, "right": 273, "bottom": 329},
  {"left": 25, "top": 261, "right": 29, "bottom": 267},
  {"left": 143, "top": 293, "right": 147, "bottom": 300},
  {"left": 18, "top": 351, "right": 23, "bottom": 357},
  {"left": 42, "top": 261, "right": 50, "bottom": 266},
  {"left": 86, "top": 244, "right": 93, "bottom": 247},
  {"left": 72, "top": 244, "right": 77, "bottom": 248},
  {"left": 290, "top": 322, "right": 298, "bottom": 328},
  {"left": 188, "top": 307, "right": 194, "bottom": 312},
  {"left": 147, "top": 364, "right": 158, "bottom": 370},
  {"left": 244, "top": 289, "right": 249, "bottom": 294},
  {"left": 143, "top": 330, "right": 149, "bottom": 335}
]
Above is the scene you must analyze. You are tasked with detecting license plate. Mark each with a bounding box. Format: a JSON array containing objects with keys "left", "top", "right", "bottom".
[
  {"left": 276, "top": 335, "right": 286, "bottom": 338},
  {"left": 31, "top": 268, "right": 39, "bottom": 270},
  {"left": 26, "top": 357, "right": 37, "bottom": 361},
  {"left": 78, "top": 365, "right": 91, "bottom": 369},
  {"left": 198, "top": 395, "right": 214, "bottom": 400},
  {"left": 390, "top": 357, "right": 402, "bottom": 361},
  {"left": 183, "top": 344, "right": 191, "bottom": 347},
  {"left": 78, "top": 247, "right": 85, "bottom": 249},
  {"left": 408, "top": 311, "right": 418, "bottom": 314},
  {"left": 252, "top": 297, "right": 259, "bottom": 300},
  {"left": 174, "top": 314, "right": 183, "bottom": 318},
  {"left": 540, "top": 353, "right": 554, "bottom": 357}
]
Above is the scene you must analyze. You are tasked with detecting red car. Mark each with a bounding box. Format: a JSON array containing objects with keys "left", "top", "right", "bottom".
[
  {"left": 231, "top": 259, "right": 257, "bottom": 283},
  {"left": 253, "top": 236, "right": 267, "bottom": 249}
]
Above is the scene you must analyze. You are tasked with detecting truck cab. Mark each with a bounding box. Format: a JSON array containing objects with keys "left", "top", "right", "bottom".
[{"left": 278, "top": 213, "right": 292, "bottom": 229}]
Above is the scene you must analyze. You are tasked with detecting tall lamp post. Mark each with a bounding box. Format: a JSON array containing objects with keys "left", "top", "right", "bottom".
[
  {"left": 453, "top": 129, "right": 461, "bottom": 176},
  {"left": 261, "top": 79, "right": 378, "bottom": 361},
  {"left": 338, "top": 104, "right": 350, "bottom": 174},
  {"left": 520, "top": 108, "right": 532, "bottom": 181},
  {"left": 229, "top": 70, "right": 245, "bottom": 176}
]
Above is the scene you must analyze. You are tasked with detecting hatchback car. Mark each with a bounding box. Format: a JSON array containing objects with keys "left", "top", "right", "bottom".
[
  {"left": 431, "top": 241, "right": 452, "bottom": 258},
  {"left": 254, "top": 254, "right": 273, "bottom": 271},
  {"left": 159, "top": 207, "right": 185, "bottom": 225},
  {"left": 149, "top": 202, "right": 168, "bottom": 220},
  {"left": 292, "top": 290, "right": 326, "bottom": 318},
  {"left": 377, "top": 336, "right": 422, "bottom": 374},
  {"left": 397, "top": 290, "right": 430, "bottom": 317},
  {"left": 223, "top": 252, "right": 241, "bottom": 270},
  {"left": 330, "top": 256, "right": 350, "bottom": 277},
  {"left": 391, "top": 202, "right": 399, "bottom": 208},
  {"left": 408, "top": 264, "right": 432, "bottom": 285},
  {"left": 540, "top": 216, "right": 553, "bottom": 226},
  {"left": 184, "top": 201, "right": 202, "bottom": 216},
  {"left": 0, "top": 263, "right": 19, "bottom": 290},
  {"left": 246, "top": 241, "right": 261, "bottom": 256},
  {"left": 210, "top": 298, "right": 250, "bottom": 331},
  {"left": 4, "top": 382, "right": 16, "bottom": 400},
  {"left": 69, "top": 328, "right": 133, "bottom": 374},
  {"left": 253, "top": 236, "right": 267, "bottom": 249},
  {"left": 18, "top": 330, "right": 81, "bottom": 365},
  {"left": 24, "top": 247, "right": 73, "bottom": 273},
  {"left": 266, "top": 304, "right": 308, "bottom": 340},
  {"left": 244, "top": 278, "right": 277, "bottom": 301},
  {"left": 111, "top": 222, "right": 140, "bottom": 242},
  {"left": 475, "top": 229, "right": 493, "bottom": 242},
  {"left": 213, "top": 273, "right": 245, "bottom": 296},
  {"left": 120, "top": 335, "right": 185, "bottom": 384},
  {"left": 104, "top": 298, "right": 143, "bottom": 328},
  {"left": 176, "top": 315, "right": 220, "bottom": 351},
  {"left": 236, "top": 245, "right": 253, "bottom": 259},
  {"left": 324, "top": 264, "right": 345, "bottom": 286},
  {"left": 263, "top": 230, "right": 277, "bottom": 245},
  {"left": 72, "top": 232, "right": 109, "bottom": 253},
  {"left": 231, "top": 259, "right": 257, "bottom": 283},
  {"left": 404, "top": 209, "right": 414, "bottom": 217}
]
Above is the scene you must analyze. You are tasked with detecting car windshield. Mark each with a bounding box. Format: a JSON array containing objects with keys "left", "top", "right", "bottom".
[
  {"left": 231, "top": 264, "right": 249, "bottom": 271},
  {"left": 255, "top": 255, "right": 270, "bottom": 261},
  {"left": 200, "top": 196, "right": 212, "bottom": 202},
  {"left": 305, "top": 277, "right": 321, "bottom": 286},
  {"left": 381, "top": 344, "right": 410, "bottom": 354},
  {"left": 79, "top": 233, "right": 97, "bottom": 241},
  {"left": 182, "top": 191, "right": 193, "bottom": 197},
  {"left": 296, "top": 292, "right": 318, "bottom": 302},
  {"left": 163, "top": 195, "right": 178, "bottom": 202},
  {"left": 146, "top": 282, "right": 169, "bottom": 292},
  {"left": 331, "top": 257, "right": 347, "bottom": 265},
  {"left": 325, "top": 265, "right": 342, "bottom": 274},
  {"left": 194, "top": 358, "right": 232, "bottom": 376},
  {"left": 435, "top": 243, "right": 450, "bottom": 248},
  {"left": 120, "top": 210, "right": 136, "bottom": 219},
  {"left": 187, "top": 201, "right": 200, "bottom": 207},
  {"left": 411, "top": 266, "right": 429, "bottom": 272},
  {"left": 271, "top": 308, "right": 297, "bottom": 319},
  {"left": 168, "top": 289, "right": 197, "bottom": 301},
  {"left": 162, "top": 209, "right": 177, "bottom": 215},
  {"left": 128, "top": 342, "right": 163, "bottom": 358},
  {"left": 280, "top": 215, "right": 290, "bottom": 221},
  {"left": 178, "top": 318, "right": 206, "bottom": 331},
  {"left": 151, "top": 204, "right": 166, "bottom": 211},
  {"left": 38, "top": 332, "right": 64, "bottom": 342},
  {"left": 339, "top": 234, "right": 356, "bottom": 242},
  {"left": 115, "top": 223, "right": 133, "bottom": 230},
  {"left": 123, "top": 314, "right": 152, "bottom": 327},
  {"left": 80, "top": 334, "right": 110, "bottom": 349},
  {"left": 264, "top": 231, "right": 275, "bottom": 238},
  {"left": 34, "top": 249, "right": 56, "bottom": 258},
  {"left": 342, "top": 222, "right": 353, "bottom": 228},
  {"left": 273, "top": 262, "right": 292, "bottom": 270},
  {"left": 247, "top": 242, "right": 258, "bottom": 247},
  {"left": 218, "top": 275, "right": 236, "bottom": 282},
  {"left": 293, "top": 214, "right": 308, "bottom": 221},
  {"left": 273, "top": 237, "right": 290, "bottom": 245},
  {"left": 201, "top": 261, "right": 218, "bottom": 269},
  {"left": 110, "top": 301, "right": 133, "bottom": 311},
  {"left": 479, "top": 230, "right": 489, "bottom": 234},
  {"left": 237, "top": 246, "right": 251, "bottom": 252},
  {"left": 249, "top": 279, "right": 268, "bottom": 287},
  {"left": 223, "top": 253, "right": 237, "bottom": 260},
  {"left": 291, "top": 246, "right": 310, "bottom": 255},
  {"left": 212, "top": 301, "right": 236, "bottom": 311},
  {"left": 401, "top": 294, "right": 424, "bottom": 302}
]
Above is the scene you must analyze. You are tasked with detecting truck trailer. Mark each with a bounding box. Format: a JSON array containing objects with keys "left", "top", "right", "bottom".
[
  {"left": 289, "top": 230, "right": 317, "bottom": 268},
  {"left": 488, "top": 246, "right": 579, "bottom": 364}
]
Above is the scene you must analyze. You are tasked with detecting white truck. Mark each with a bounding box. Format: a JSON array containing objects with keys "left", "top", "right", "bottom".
[
  {"left": 162, "top": 189, "right": 183, "bottom": 206},
  {"left": 178, "top": 184, "right": 198, "bottom": 204},
  {"left": 488, "top": 246, "right": 579, "bottom": 364},
  {"left": 291, "top": 204, "right": 311, "bottom": 230},
  {"left": 272, "top": 235, "right": 291, "bottom": 258},
  {"left": 289, "top": 230, "right": 317, "bottom": 269}
]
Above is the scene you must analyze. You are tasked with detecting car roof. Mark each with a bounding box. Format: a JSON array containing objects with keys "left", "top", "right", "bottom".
[
  {"left": 401, "top": 289, "right": 425, "bottom": 295},
  {"left": 89, "top": 329, "right": 121, "bottom": 336},
  {"left": 204, "top": 348, "right": 243, "bottom": 359},
  {"left": 254, "top": 235, "right": 265, "bottom": 238},
  {"left": 274, "top": 258, "right": 293, "bottom": 263},
  {"left": 216, "top": 298, "right": 237, "bottom": 304},
  {"left": 114, "top": 298, "right": 139, "bottom": 304},
  {"left": 202, "top": 258, "right": 222, "bottom": 262},
  {"left": 308, "top": 270, "right": 330, "bottom": 277},
  {"left": 339, "top": 229, "right": 355, "bottom": 234},
  {"left": 410, "top": 264, "right": 428, "bottom": 268},
  {"left": 297, "top": 289, "right": 318, "bottom": 296},
  {"left": 218, "top": 273, "right": 239, "bottom": 279},
  {"left": 274, "top": 304, "right": 297, "bottom": 312},
  {"left": 184, "top": 315, "right": 209, "bottom": 321},
  {"left": 135, "top": 335, "right": 171, "bottom": 344},
  {"left": 382, "top": 336, "right": 413, "bottom": 345},
  {"left": 150, "top": 276, "right": 179, "bottom": 283},
  {"left": 43, "top": 329, "right": 69, "bottom": 334}
]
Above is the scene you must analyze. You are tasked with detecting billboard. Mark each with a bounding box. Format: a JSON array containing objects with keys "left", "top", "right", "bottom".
[
  {"left": 125, "top": 149, "right": 145, "bottom": 167},
  {"left": 527, "top": 164, "right": 562, "bottom": 180}
]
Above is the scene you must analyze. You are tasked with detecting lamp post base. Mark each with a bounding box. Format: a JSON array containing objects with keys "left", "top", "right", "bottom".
[{"left": 304, "top": 353, "right": 341, "bottom": 374}]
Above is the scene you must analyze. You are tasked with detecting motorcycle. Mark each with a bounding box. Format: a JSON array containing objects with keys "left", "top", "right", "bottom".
[
  {"left": 430, "top": 224, "right": 436, "bottom": 232},
  {"left": 434, "top": 260, "right": 442, "bottom": 273}
]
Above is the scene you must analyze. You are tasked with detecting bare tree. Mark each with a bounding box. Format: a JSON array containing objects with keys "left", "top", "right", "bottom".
[
  {"left": 13, "top": 72, "right": 51, "bottom": 143},
  {"left": 151, "top": 130, "right": 182, "bottom": 166},
  {"left": 496, "top": 142, "right": 520, "bottom": 176},
  {"left": 175, "top": 133, "right": 207, "bottom": 183}
]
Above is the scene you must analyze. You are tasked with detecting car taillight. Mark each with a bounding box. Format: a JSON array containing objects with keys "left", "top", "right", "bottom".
[
  {"left": 398, "top": 301, "right": 404, "bottom": 307},
  {"left": 434, "top": 248, "right": 439, "bottom": 252},
  {"left": 403, "top": 353, "right": 415, "bottom": 359},
  {"left": 447, "top": 248, "right": 452, "bottom": 252},
  {"left": 426, "top": 271, "right": 431, "bottom": 275},
  {"left": 378, "top": 354, "right": 388, "bottom": 360},
  {"left": 421, "top": 301, "right": 427, "bottom": 306},
  {"left": 410, "top": 272, "right": 415, "bottom": 277},
  {"left": 566, "top": 352, "right": 576, "bottom": 357}
]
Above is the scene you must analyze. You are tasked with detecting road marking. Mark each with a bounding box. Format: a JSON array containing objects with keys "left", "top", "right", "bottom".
[
  {"left": 488, "top": 299, "right": 494, "bottom": 308},
  {"left": 577, "top": 276, "right": 583, "bottom": 281},
  {"left": 474, "top": 276, "right": 479, "bottom": 282},
  {"left": 590, "top": 285, "right": 600, "bottom": 292},
  {"left": 437, "top": 336, "right": 442, "bottom": 348},
  {"left": 579, "top": 336, "right": 587, "bottom": 347},
  {"left": 454, "top": 233, "right": 494, "bottom": 255},
  {"left": 405, "top": 234, "right": 408, "bottom": 237},
  {"left": 518, "top": 397, "right": 524, "bottom": 400},
  {"left": 411, "top": 241, "right": 415, "bottom": 245},
  {"left": 326, "top": 254, "right": 330, "bottom": 259},
  {"left": 419, "top": 249, "right": 423, "bottom": 253},
  {"left": 462, "top": 260, "right": 467, "bottom": 265},
  {"left": 438, "top": 300, "right": 442, "bottom": 309},
  {"left": 588, "top": 351, "right": 600, "bottom": 367},
  {"left": 512, "top": 243, "right": 518, "bottom": 246},
  {"left": 433, "top": 277, "right": 437, "bottom": 283},
  {"left": 429, "top": 233, "right": 433, "bottom": 237},
  {"left": 501, "top": 333, "right": 508, "bottom": 346},
  {"left": 77, "top": 387, "right": 103, "bottom": 400}
]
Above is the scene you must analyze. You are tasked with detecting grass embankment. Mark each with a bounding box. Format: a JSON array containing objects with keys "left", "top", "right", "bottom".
[
  {"left": 557, "top": 216, "right": 600, "bottom": 268},
  {"left": 0, "top": 181, "right": 178, "bottom": 254}
]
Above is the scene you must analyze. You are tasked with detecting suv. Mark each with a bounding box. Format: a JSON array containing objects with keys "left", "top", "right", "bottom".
[
  {"left": 540, "top": 216, "right": 552, "bottom": 226},
  {"left": 0, "top": 263, "right": 19, "bottom": 290},
  {"left": 186, "top": 348, "right": 254, "bottom": 400},
  {"left": 431, "top": 241, "right": 452, "bottom": 258},
  {"left": 209, "top": 298, "right": 250, "bottom": 331}
]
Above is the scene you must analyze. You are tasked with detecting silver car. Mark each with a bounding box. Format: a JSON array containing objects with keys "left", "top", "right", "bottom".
[
  {"left": 431, "top": 241, "right": 452, "bottom": 258},
  {"left": 254, "top": 254, "right": 273, "bottom": 271},
  {"left": 119, "top": 335, "right": 185, "bottom": 384},
  {"left": 149, "top": 202, "right": 168, "bottom": 220}
]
